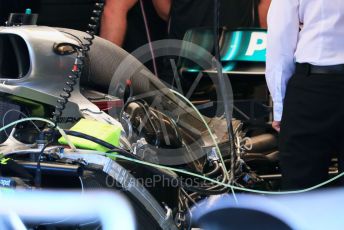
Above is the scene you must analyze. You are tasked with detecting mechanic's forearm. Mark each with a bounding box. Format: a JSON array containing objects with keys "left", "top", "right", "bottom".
[
  {"left": 100, "top": 4, "right": 127, "bottom": 46},
  {"left": 100, "top": 0, "right": 138, "bottom": 46},
  {"left": 258, "top": 0, "right": 271, "bottom": 28},
  {"left": 152, "top": 0, "right": 171, "bottom": 21}
]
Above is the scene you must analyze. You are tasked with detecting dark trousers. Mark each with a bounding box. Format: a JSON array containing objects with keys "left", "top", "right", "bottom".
[{"left": 279, "top": 66, "right": 344, "bottom": 190}]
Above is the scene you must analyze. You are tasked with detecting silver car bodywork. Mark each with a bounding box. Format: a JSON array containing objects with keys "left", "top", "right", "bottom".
[{"left": 0, "top": 26, "right": 115, "bottom": 127}]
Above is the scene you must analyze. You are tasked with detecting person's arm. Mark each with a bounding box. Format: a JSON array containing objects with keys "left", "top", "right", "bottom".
[
  {"left": 258, "top": 0, "right": 271, "bottom": 28},
  {"left": 152, "top": 0, "right": 171, "bottom": 21},
  {"left": 265, "top": 0, "right": 300, "bottom": 124},
  {"left": 100, "top": 0, "right": 137, "bottom": 46}
]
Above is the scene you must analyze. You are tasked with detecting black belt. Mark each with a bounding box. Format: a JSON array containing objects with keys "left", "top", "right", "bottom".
[{"left": 295, "top": 63, "right": 344, "bottom": 75}]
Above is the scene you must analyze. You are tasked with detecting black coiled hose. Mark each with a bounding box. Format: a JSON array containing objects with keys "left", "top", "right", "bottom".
[
  {"left": 84, "top": 1, "right": 105, "bottom": 51},
  {"left": 52, "top": 1, "right": 105, "bottom": 127},
  {"left": 52, "top": 55, "right": 84, "bottom": 126}
]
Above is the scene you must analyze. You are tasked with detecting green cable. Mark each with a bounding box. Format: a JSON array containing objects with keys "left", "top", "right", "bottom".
[
  {"left": 167, "top": 90, "right": 344, "bottom": 195},
  {"left": 169, "top": 89, "right": 237, "bottom": 202},
  {"left": 0, "top": 117, "right": 76, "bottom": 151},
  {"left": 170, "top": 89, "right": 228, "bottom": 172},
  {"left": 108, "top": 153, "right": 344, "bottom": 195},
  {"left": 1, "top": 117, "right": 343, "bottom": 195}
]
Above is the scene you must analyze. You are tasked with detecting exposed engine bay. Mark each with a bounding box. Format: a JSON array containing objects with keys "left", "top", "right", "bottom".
[{"left": 4, "top": 16, "right": 337, "bottom": 228}]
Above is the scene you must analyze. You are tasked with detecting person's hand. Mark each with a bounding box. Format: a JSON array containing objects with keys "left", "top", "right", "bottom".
[{"left": 272, "top": 121, "right": 281, "bottom": 132}]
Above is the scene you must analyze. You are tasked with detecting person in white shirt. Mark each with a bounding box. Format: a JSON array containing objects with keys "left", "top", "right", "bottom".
[{"left": 266, "top": 0, "right": 344, "bottom": 190}]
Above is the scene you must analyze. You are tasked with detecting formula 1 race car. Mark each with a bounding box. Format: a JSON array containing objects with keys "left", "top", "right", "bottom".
[
  {"left": 0, "top": 27, "right": 284, "bottom": 230},
  {"left": 0, "top": 5, "right": 316, "bottom": 230}
]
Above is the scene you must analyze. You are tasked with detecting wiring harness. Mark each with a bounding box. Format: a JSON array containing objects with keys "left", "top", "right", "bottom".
[
  {"left": 45, "top": 1, "right": 105, "bottom": 187},
  {"left": 52, "top": 0, "right": 105, "bottom": 127}
]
